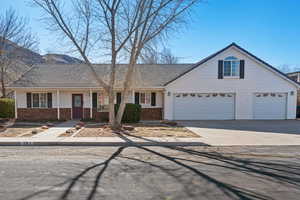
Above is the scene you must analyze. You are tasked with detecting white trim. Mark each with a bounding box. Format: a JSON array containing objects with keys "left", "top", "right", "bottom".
[
  {"left": 14, "top": 90, "right": 17, "bottom": 119},
  {"left": 132, "top": 90, "right": 135, "bottom": 103},
  {"left": 57, "top": 90, "right": 60, "bottom": 120},
  {"left": 90, "top": 89, "right": 93, "bottom": 119}
]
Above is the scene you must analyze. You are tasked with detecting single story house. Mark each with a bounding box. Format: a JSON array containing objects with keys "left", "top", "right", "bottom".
[{"left": 8, "top": 43, "right": 300, "bottom": 121}]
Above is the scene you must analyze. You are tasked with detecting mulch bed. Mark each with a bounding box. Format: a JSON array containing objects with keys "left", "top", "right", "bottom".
[
  {"left": 0, "top": 124, "right": 44, "bottom": 137},
  {"left": 74, "top": 123, "right": 199, "bottom": 138}
]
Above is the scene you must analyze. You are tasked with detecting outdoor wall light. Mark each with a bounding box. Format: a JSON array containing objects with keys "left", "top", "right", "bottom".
[
  {"left": 290, "top": 91, "right": 294, "bottom": 96},
  {"left": 167, "top": 92, "right": 171, "bottom": 96}
]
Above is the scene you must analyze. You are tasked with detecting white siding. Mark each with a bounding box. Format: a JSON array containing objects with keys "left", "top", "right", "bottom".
[
  {"left": 15, "top": 89, "right": 163, "bottom": 109},
  {"left": 165, "top": 47, "right": 298, "bottom": 120}
]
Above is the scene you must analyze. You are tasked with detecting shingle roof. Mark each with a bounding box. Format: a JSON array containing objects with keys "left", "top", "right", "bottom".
[{"left": 9, "top": 64, "right": 192, "bottom": 88}]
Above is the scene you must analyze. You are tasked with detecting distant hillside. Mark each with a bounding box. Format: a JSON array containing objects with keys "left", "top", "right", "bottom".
[
  {"left": 1, "top": 38, "right": 84, "bottom": 65},
  {"left": 0, "top": 39, "right": 84, "bottom": 96},
  {"left": 42, "top": 54, "right": 84, "bottom": 64}
]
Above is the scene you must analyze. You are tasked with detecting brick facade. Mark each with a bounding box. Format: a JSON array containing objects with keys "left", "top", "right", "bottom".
[
  {"left": 18, "top": 108, "right": 57, "bottom": 121},
  {"left": 60, "top": 108, "right": 71, "bottom": 120},
  {"left": 141, "top": 108, "right": 163, "bottom": 120},
  {"left": 17, "top": 107, "right": 163, "bottom": 121},
  {"left": 92, "top": 109, "right": 109, "bottom": 122}
]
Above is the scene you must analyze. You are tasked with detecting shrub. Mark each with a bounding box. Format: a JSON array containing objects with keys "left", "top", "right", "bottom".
[
  {"left": 297, "top": 106, "right": 300, "bottom": 118},
  {"left": 0, "top": 98, "right": 15, "bottom": 118},
  {"left": 115, "top": 103, "right": 141, "bottom": 123}
]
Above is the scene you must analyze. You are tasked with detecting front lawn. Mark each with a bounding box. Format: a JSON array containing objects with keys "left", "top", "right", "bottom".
[{"left": 72, "top": 123, "right": 199, "bottom": 138}]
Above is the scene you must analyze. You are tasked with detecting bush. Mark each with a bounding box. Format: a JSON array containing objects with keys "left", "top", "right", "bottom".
[
  {"left": 0, "top": 98, "right": 15, "bottom": 118},
  {"left": 115, "top": 103, "right": 141, "bottom": 123},
  {"left": 297, "top": 106, "right": 300, "bottom": 118}
]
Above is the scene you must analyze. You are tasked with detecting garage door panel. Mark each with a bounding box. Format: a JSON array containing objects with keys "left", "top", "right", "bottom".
[
  {"left": 173, "top": 93, "right": 235, "bottom": 120},
  {"left": 253, "top": 93, "right": 287, "bottom": 120}
]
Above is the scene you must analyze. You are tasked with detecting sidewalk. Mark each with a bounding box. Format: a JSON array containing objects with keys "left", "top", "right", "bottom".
[
  {"left": 0, "top": 136, "right": 207, "bottom": 146},
  {"left": 33, "top": 120, "right": 78, "bottom": 139}
]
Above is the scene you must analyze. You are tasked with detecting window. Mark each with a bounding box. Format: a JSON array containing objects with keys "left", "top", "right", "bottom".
[
  {"left": 224, "top": 56, "right": 239, "bottom": 77},
  {"left": 32, "top": 93, "right": 48, "bottom": 108},
  {"left": 139, "top": 92, "right": 151, "bottom": 105},
  {"left": 135, "top": 92, "right": 156, "bottom": 106},
  {"left": 97, "top": 92, "right": 109, "bottom": 112},
  {"left": 40, "top": 93, "right": 48, "bottom": 108}
]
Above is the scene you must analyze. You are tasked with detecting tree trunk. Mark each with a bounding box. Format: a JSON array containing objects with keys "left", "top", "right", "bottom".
[
  {"left": 115, "top": 57, "right": 138, "bottom": 125},
  {"left": 1, "top": 67, "right": 5, "bottom": 98},
  {"left": 115, "top": 89, "right": 131, "bottom": 125},
  {"left": 108, "top": 89, "right": 117, "bottom": 128}
]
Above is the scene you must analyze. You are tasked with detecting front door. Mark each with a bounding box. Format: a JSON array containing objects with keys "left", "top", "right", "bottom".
[{"left": 72, "top": 94, "right": 83, "bottom": 119}]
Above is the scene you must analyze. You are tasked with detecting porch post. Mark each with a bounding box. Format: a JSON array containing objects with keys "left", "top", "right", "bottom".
[
  {"left": 90, "top": 89, "right": 93, "bottom": 119},
  {"left": 57, "top": 90, "right": 60, "bottom": 120},
  {"left": 14, "top": 90, "right": 17, "bottom": 119},
  {"left": 132, "top": 89, "right": 135, "bottom": 103}
]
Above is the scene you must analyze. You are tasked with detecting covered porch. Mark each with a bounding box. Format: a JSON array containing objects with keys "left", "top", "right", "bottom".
[{"left": 14, "top": 88, "right": 164, "bottom": 121}]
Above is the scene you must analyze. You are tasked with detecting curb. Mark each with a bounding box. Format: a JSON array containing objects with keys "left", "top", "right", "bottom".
[{"left": 0, "top": 141, "right": 208, "bottom": 147}]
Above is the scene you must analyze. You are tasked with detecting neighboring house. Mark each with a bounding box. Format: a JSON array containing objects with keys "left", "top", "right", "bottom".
[
  {"left": 287, "top": 71, "right": 300, "bottom": 116},
  {"left": 287, "top": 71, "right": 300, "bottom": 82},
  {"left": 8, "top": 43, "right": 300, "bottom": 121}
]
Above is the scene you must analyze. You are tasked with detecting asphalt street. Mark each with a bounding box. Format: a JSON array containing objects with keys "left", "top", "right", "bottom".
[{"left": 0, "top": 146, "right": 299, "bottom": 200}]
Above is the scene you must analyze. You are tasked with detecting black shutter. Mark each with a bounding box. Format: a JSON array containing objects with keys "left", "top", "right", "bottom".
[
  {"left": 47, "top": 93, "right": 52, "bottom": 108},
  {"left": 116, "top": 92, "right": 121, "bottom": 105},
  {"left": 92, "top": 92, "right": 97, "bottom": 108},
  {"left": 240, "top": 60, "right": 245, "bottom": 79},
  {"left": 135, "top": 92, "right": 140, "bottom": 104},
  {"left": 151, "top": 92, "right": 156, "bottom": 106},
  {"left": 218, "top": 60, "right": 223, "bottom": 79},
  {"left": 26, "top": 93, "right": 32, "bottom": 108}
]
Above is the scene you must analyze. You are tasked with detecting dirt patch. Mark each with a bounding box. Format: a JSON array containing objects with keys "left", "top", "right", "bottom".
[
  {"left": 0, "top": 124, "right": 43, "bottom": 137},
  {"left": 58, "top": 128, "right": 79, "bottom": 137},
  {"left": 75, "top": 123, "right": 199, "bottom": 138}
]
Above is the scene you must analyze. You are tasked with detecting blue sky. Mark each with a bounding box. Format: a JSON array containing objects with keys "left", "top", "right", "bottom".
[{"left": 1, "top": 0, "right": 300, "bottom": 71}]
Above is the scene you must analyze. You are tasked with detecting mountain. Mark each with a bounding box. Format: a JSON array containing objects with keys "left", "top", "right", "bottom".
[
  {"left": 0, "top": 38, "right": 84, "bottom": 96},
  {"left": 42, "top": 54, "right": 84, "bottom": 64},
  {"left": 0, "top": 38, "right": 84, "bottom": 65}
]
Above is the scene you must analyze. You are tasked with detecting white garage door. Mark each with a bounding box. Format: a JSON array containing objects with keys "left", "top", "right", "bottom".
[
  {"left": 253, "top": 93, "right": 287, "bottom": 119},
  {"left": 173, "top": 93, "right": 235, "bottom": 120}
]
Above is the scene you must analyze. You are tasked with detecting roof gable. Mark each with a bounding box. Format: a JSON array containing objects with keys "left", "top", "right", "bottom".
[{"left": 164, "top": 43, "right": 300, "bottom": 88}]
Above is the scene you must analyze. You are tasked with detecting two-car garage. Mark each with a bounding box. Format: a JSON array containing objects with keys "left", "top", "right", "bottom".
[
  {"left": 164, "top": 43, "right": 298, "bottom": 121},
  {"left": 173, "top": 93, "right": 235, "bottom": 120},
  {"left": 173, "top": 92, "right": 288, "bottom": 120}
]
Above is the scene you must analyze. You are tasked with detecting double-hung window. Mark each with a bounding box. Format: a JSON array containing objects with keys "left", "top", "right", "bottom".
[
  {"left": 139, "top": 92, "right": 151, "bottom": 105},
  {"left": 135, "top": 92, "right": 156, "bottom": 106},
  {"left": 32, "top": 93, "right": 48, "bottom": 108},
  {"left": 224, "top": 56, "right": 239, "bottom": 77}
]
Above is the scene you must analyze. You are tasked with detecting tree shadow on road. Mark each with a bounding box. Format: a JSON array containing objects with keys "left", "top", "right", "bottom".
[{"left": 18, "top": 132, "right": 300, "bottom": 200}]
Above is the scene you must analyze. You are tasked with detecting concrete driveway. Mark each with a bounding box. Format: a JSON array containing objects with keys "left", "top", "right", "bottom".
[{"left": 180, "top": 120, "right": 300, "bottom": 146}]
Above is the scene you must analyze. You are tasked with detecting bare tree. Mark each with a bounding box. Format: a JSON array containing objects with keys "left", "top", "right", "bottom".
[
  {"left": 0, "top": 8, "right": 38, "bottom": 98},
  {"left": 160, "top": 48, "right": 179, "bottom": 64},
  {"left": 32, "top": 0, "right": 199, "bottom": 128},
  {"left": 141, "top": 47, "right": 179, "bottom": 64}
]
